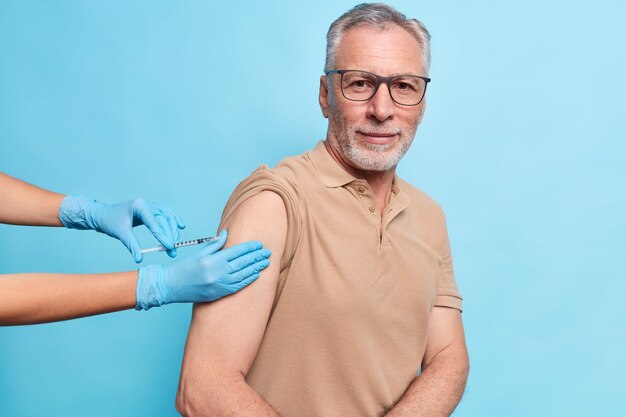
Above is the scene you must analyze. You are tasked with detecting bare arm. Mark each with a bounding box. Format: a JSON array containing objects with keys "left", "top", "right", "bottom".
[
  {"left": 386, "top": 307, "right": 469, "bottom": 417},
  {"left": 176, "top": 191, "right": 287, "bottom": 417},
  {"left": 0, "top": 271, "right": 137, "bottom": 325},
  {"left": 0, "top": 172, "right": 65, "bottom": 226},
  {"left": 0, "top": 173, "right": 141, "bottom": 325}
]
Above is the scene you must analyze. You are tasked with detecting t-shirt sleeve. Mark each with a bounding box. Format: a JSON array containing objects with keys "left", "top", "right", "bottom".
[
  {"left": 218, "top": 165, "right": 302, "bottom": 272},
  {"left": 435, "top": 215, "right": 463, "bottom": 312}
]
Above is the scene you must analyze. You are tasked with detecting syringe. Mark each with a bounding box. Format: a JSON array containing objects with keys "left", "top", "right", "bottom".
[{"left": 141, "top": 236, "right": 219, "bottom": 254}]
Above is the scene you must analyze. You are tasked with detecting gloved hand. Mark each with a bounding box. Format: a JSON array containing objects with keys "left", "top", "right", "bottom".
[
  {"left": 59, "top": 195, "right": 184, "bottom": 263},
  {"left": 135, "top": 230, "right": 271, "bottom": 310}
]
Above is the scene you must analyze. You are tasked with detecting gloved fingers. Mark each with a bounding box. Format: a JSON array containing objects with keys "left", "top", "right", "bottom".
[
  {"left": 129, "top": 198, "right": 152, "bottom": 227},
  {"left": 227, "top": 248, "right": 272, "bottom": 274},
  {"left": 158, "top": 212, "right": 181, "bottom": 258},
  {"left": 138, "top": 200, "right": 184, "bottom": 230},
  {"left": 160, "top": 206, "right": 186, "bottom": 230},
  {"left": 198, "top": 230, "right": 228, "bottom": 256},
  {"left": 158, "top": 208, "right": 182, "bottom": 240},
  {"left": 137, "top": 208, "right": 176, "bottom": 251},
  {"left": 225, "top": 259, "right": 270, "bottom": 284},
  {"left": 217, "top": 239, "right": 265, "bottom": 262},
  {"left": 120, "top": 231, "right": 144, "bottom": 263},
  {"left": 226, "top": 272, "right": 262, "bottom": 296}
]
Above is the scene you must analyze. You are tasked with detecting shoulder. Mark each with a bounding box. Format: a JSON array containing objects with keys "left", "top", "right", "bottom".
[
  {"left": 273, "top": 151, "right": 318, "bottom": 189},
  {"left": 234, "top": 150, "right": 315, "bottom": 196},
  {"left": 396, "top": 177, "right": 446, "bottom": 221},
  {"left": 396, "top": 178, "right": 454, "bottom": 260},
  {"left": 221, "top": 190, "right": 288, "bottom": 265},
  {"left": 220, "top": 153, "right": 313, "bottom": 271}
]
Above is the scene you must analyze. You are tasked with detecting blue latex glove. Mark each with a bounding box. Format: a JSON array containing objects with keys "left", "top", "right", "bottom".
[
  {"left": 59, "top": 194, "right": 185, "bottom": 263},
  {"left": 135, "top": 230, "right": 271, "bottom": 310}
]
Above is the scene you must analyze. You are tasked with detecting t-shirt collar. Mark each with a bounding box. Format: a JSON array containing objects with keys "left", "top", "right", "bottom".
[
  {"left": 307, "top": 141, "right": 359, "bottom": 188},
  {"left": 307, "top": 140, "right": 406, "bottom": 192}
]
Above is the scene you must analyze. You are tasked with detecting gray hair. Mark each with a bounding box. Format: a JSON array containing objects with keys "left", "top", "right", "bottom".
[{"left": 324, "top": 3, "right": 431, "bottom": 75}]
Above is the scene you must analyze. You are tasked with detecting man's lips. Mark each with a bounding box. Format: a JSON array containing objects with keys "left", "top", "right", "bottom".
[{"left": 357, "top": 131, "right": 398, "bottom": 145}]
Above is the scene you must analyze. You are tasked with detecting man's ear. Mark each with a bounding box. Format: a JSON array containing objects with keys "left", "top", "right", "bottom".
[{"left": 319, "top": 75, "right": 330, "bottom": 119}]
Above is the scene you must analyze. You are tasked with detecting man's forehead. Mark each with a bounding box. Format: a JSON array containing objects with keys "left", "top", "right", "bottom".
[{"left": 334, "top": 24, "right": 424, "bottom": 75}]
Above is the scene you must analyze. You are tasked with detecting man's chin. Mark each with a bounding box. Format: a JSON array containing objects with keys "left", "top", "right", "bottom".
[
  {"left": 362, "top": 142, "right": 394, "bottom": 152},
  {"left": 351, "top": 136, "right": 414, "bottom": 171},
  {"left": 347, "top": 150, "right": 400, "bottom": 172}
]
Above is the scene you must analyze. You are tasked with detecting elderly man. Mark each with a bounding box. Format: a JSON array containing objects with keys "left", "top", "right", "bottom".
[{"left": 176, "top": 3, "right": 469, "bottom": 416}]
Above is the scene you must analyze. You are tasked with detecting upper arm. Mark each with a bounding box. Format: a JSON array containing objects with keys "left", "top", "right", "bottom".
[
  {"left": 179, "top": 191, "right": 287, "bottom": 385},
  {"left": 422, "top": 307, "right": 468, "bottom": 370}
]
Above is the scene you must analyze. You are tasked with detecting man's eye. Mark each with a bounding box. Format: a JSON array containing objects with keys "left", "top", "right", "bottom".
[
  {"left": 396, "top": 82, "right": 414, "bottom": 91},
  {"left": 349, "top": 79, "right": 371, "bottom": 88}
]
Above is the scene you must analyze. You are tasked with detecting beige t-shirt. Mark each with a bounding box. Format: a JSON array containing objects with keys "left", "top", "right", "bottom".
[{"left": 219, "top": 141, "right": 462, "bottom": 417}]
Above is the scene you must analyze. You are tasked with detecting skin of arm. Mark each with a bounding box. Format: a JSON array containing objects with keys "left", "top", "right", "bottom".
[
  {"left": 0, "top": 271, "right": 137, "bottom": 325},
  {"left": 385, "top": 307, "right": 470, "bottom": 417},
  {"left": 176, "top": 191, "right": 287, "bottom": 417},
  {"left": 0, "top": 172, "right": 137, "bottom": 325},
  {"left": 0, "top": 172, "right": 65, "bottom": 226}
]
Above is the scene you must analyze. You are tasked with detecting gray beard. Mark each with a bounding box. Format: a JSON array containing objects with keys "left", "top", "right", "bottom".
[{"left": 338, "top": 125, "right": 416, "bottom": 171}]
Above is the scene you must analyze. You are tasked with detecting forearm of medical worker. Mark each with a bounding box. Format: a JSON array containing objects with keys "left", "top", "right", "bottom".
[
  {"left": 385, "top": 307, "right": 470, "bottom": 417},
  {"left": 0, "top": 172, "right": 65, "bottom": 226},
  {"left": 0, "top": 238, "right": 270, "bottom": 325},
  {"left": 0, "top": 172, "right": 186, "bottom": 263},
  {"left": 0, "top": 271, "right": 137, "bottom": 325}
]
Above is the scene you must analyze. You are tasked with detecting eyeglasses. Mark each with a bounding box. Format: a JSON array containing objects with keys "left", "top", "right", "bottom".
[{"left": 325, "top": 69, "right": 430, "bottom": 106}]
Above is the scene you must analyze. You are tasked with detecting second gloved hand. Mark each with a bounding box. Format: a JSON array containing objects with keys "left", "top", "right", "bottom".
[{"left": 135, "top": 230, "right": 271, "bottom": 310}]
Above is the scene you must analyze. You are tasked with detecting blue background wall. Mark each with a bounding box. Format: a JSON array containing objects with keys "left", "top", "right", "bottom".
[{"left": 1, "top": 1, "right": 624, "bottom": 416}]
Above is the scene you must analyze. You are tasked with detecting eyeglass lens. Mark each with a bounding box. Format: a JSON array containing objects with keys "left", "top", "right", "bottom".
[{"left": 340, "top": 71, "right": 426, "bottom": 105}]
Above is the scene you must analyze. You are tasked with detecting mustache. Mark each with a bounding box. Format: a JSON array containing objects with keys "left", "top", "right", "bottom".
[{"left": 352, "top": 125, "right": 401, "bottom": 135}]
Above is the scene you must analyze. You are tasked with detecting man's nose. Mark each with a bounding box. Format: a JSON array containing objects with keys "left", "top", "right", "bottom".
[{"left": 366, "top": 81, "right": 395, "bottom": 122}]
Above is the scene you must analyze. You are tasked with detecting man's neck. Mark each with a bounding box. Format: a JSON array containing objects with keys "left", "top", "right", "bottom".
[{"left": 323, "top": 140, "right": 396, "bottom": 212}]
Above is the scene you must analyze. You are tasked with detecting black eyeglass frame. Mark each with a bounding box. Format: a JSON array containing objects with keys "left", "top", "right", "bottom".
[{"left": 325, "top": 69, "right": 431, "bottom": 106}]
